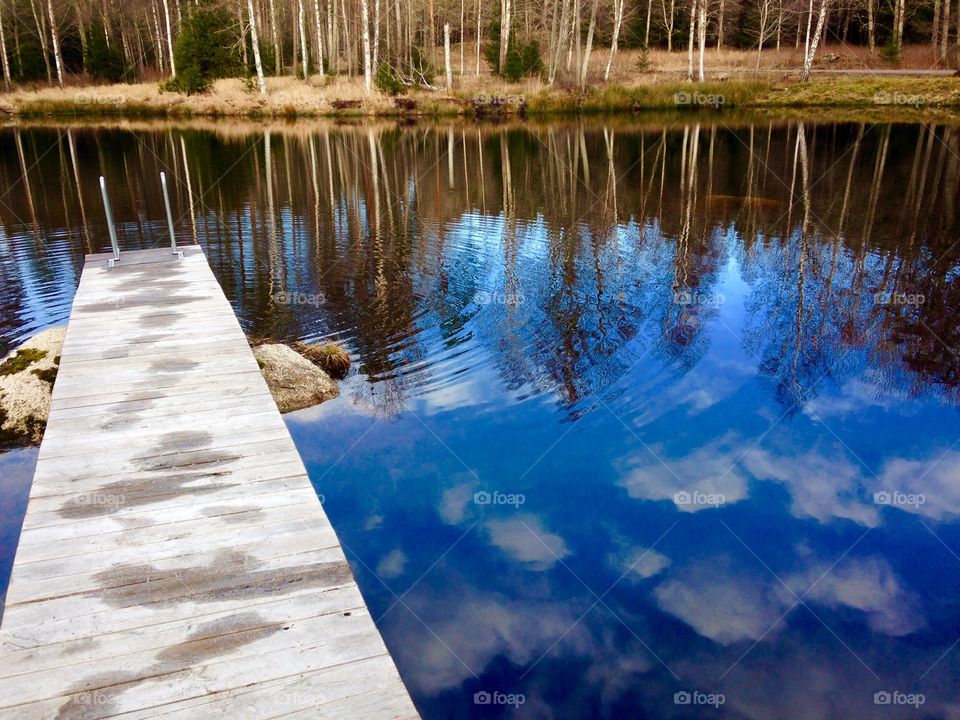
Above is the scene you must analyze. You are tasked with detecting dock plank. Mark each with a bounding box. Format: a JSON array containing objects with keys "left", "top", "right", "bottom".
[{"left": 0, "top": 247, "right": 419, "bottom": 720}]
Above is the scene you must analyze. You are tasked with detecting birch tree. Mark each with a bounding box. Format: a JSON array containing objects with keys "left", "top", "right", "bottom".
[
  {"left": 604, "top": 0, "right": 626, "bottom": 81},
  {"left": 161, "top": 0, "right": 176, "bottom": 77},
  {"left": 498, "top": 0, "right": 512, "bottom": 73},
  {"left": 578, "top": 0, "right": 599, "bottom": 87},
  {"left": 297, "top": 0, "right": 308, "bottom": 76},
  {"left": 47, "top": 0, "right": 64, "bottom": 87},
  {"left": 0, "top": 0, "right": 11, "bottom": 89},
  {"left": 800, "top": 0, "right": 828, "bottom": 81},
  {"left": 247, "top": 0, "right": 268, "bottom": 94},
  {"left": 360, "top": 0, "right": 372, "bottom": 91}
]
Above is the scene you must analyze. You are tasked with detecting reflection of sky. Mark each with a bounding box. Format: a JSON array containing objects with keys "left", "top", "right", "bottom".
[
  {"left": 0, "top": 448, "right": 37, "bottom": 622},
  {"left": 1, "top": 122, "right": 959, "bottom": 719},
  {"left": 285, "top": 249, "right": 960, "bottom": 719}
]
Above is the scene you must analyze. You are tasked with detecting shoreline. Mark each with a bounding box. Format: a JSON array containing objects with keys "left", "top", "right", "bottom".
[{"left": 2, "top": 76, "right": 960, "bottom": 121}]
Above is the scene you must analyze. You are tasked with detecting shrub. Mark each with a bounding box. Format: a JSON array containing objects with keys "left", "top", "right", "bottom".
[
  {"left": 483, "top": 19, "right": 543, "bottom": 81},
  {"left": 880, "top": 41, "right": 901, "bottom": 64},
  {"left": 13, "top": 35, "right": 47, "bottom": 82},
  {"left": 410, "top": 46, "right": 435, "bottom": 85},
  {"left": 85, "top": 24, "right": 128, "bottom": 82},
  {"left": 375, "top": 62, "right": 404, "bottom": 95},
  {"left": 164, "top": 1, "right": 240, "bottom": 94}
]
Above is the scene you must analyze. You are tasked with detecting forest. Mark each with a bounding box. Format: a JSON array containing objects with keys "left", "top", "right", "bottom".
[{"left": 0, "top": 0, "right": 957, "bottom": 98}]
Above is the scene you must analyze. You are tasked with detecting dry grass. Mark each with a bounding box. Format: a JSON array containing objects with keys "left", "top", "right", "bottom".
[
  {"left": 0, "top": 43, "right": 956, "bottom": 119},
  {"left": 294, "top": 342, "right": 351, "bottom": 379}
]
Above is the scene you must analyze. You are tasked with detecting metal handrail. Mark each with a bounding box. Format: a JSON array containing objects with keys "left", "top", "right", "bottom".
[{"left": 99, "top": 173, "right": 183, "bottom": 268}]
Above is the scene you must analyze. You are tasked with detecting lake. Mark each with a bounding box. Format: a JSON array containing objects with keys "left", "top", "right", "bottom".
[{"left": 1, "top": 116, "right": 959, "bottom": 718}]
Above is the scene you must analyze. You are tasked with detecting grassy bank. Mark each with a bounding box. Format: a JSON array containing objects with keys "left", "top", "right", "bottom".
[{"left": 2, "top": 75, "right": 960, "bottom": 120}]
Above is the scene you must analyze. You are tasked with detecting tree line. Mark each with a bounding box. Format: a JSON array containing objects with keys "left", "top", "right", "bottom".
[{"left": 0, "top": 0, "right": 956, "bottom": 93}]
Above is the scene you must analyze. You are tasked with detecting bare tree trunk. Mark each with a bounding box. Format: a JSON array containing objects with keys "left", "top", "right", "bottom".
[
  {"left": 459, "top": 0, "right": 464, "bottom": 74},
  {"left": 604, "top": 0, "right": 624, "bottom": 80},
  {"left": 662, "top": 0, "right": 675, "bottom": 51},
  {"left": 152, "top": 0, "right": 165, "bottom": 74},
  {"left": 47, "top": 0, "right": 64, "bottom": 87},
  {"left": 549, "top": 0, "right": 570, "bottom": 82},
  {"left": 697, "top": 0, "right": 706, "bottom": 80},
  {"left": 934, "top": 0, "right": 942, "bottom": 53},
  {"left": 800, "top": 0, "right": 828, "bottom": 81},
  {"left": 0, "top": 0, "right": 11, "bottom": 89},
  {"left": 645, "top": 0, "right": 653, "bottom": 45},
  {"left": 247, "top": 0, "right": 268, "bottom": 94},
  {"left": 444, "top": 22, "right": 452, "bottom": 88},
  {"left": 298, "top": 0, "right": 309, "bottom": 76},
  {"left": 360, "top": 0, "right": 372, "bottom": 90},
  {"left": 717, "top": 0, "right": 725, "bottom": 49},
  {"left": 373, "top": 0, "right": 380, "bottom": 66},
  {"left": 686, "top": 0, "right": 695, "bottom": 80},
  {"left": 161, "top": 0, "right": 176, "bottom": 77},
  {"left": 268, "top": 0, "right": 280, "bottom": 74},
  {"left": 313, "top": 0, "right": 325, "bottom": 72},
  {"left": 867, "top": 0, "right": 875, "bottom": 53},
  {"left": 476, "top": 0, "right": 482, "bottom": 74},
  {"left": 498, "top": 0, "right": 511, "bottom": 73},
  {"left": 428, "top": 0, "right": 435, "bottom": 63},
  {"left": 941, "top": 0, "right": 952, "bottom": 61},
  {"left": 28, "top": 0, "right": 52, "bottom": 83},
  {"left": 899, "top": 0, "right": 905, "bottom": 48},
  {"left": 578, "top": 0, "right": 598, "bottom": 87}
]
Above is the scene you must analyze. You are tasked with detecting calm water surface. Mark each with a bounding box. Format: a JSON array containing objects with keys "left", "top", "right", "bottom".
[{"left": 1, "top": 117, "right": 960, "bottom": 718}]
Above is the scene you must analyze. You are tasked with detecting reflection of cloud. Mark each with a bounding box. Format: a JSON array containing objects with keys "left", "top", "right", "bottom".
[
  {"left": 877, "top": 450, "right": 960, "bottom": 520},
  {"left": 619, "top": 435, "right": 750, "bottom": 512},
  {"left": 655, "top": 554, "right": 923, "bottom": 646},
  {"left": 741, "top": 445, "right": 876, "bottom": 526},
  {"left": 387, "top": 590, "right": 586, "bottom": 694},
  {"left": 619, "top": 431, "right": 887, "bottom": 526},
  {"left": 802, "top": 376, "right": 902, "bottom": 420},
  {"left": 439, "top": 481, "right": 475, "bottom": 525},
  {"left": 789, "top": 558, "right": 925, "bottom": 637},
  {"left": 376, "top": 549, "right": 408, "bottom": 579},
  {"left": 486, "top": 515, "right": 570, "bottom": 569},
  {"left": 607, "top": 546, "right": 671, "bottom": 581},
  {"left": 654, "top": 561, "right": 791, "bottom": 645}
]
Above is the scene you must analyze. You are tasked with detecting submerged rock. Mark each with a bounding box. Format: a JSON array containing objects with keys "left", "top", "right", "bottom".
[
  {"left": 0, "top": 327, "right": 66, "bottom": 447},
  {"left": 253, "top": 343, "right": 339, "bottom": 413}
]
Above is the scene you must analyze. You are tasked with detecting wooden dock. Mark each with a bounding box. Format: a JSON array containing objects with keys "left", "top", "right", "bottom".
[{"left": 0, "top": 247, "right": 420, "bottom": 719}]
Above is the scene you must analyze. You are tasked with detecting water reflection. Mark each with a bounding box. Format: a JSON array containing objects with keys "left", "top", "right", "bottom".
[{"left": 1, "top": 118, "right": 960, "bottom": 718}]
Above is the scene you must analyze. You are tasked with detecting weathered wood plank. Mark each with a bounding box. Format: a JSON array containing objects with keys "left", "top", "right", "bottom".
[{"left": 0, "top": 247, "right": 419, "bottom": 720}]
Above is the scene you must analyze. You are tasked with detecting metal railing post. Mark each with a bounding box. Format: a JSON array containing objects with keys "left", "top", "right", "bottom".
[
  {"left": 160, "top": 171, "right": 179, "bottom": 256},
  {"left": 99, "top": 176, "right": 120, "bottom": 267}
]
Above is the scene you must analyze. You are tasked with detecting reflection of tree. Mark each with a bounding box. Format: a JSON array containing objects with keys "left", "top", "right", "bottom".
[{"left": 1, "top": 120, "right": 959, "bottom": 415}]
